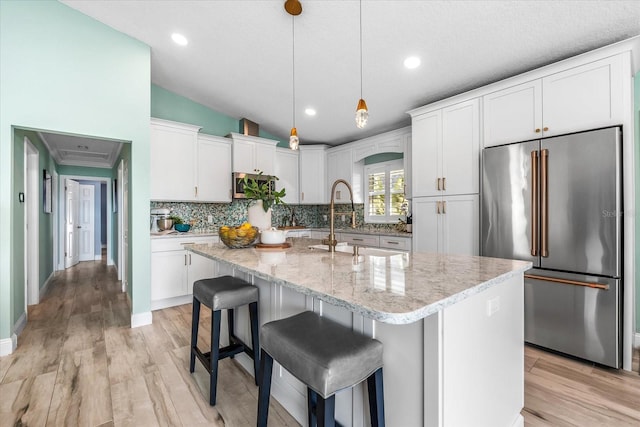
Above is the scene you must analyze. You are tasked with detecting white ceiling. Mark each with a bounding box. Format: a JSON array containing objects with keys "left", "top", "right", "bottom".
[
  {"left": 40, "top": 131, "right": 123, "bottom": 169},
  {"left": 55, "top": 0, "right": 639, "bottom": 157}
]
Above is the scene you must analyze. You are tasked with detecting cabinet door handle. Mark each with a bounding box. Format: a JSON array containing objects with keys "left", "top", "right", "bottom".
[
  {"left": 437, "top": 178, "right": 441, "bottom": 191},
  {"left": 442, "top": 177, "right": 446, "bottom": 191},
  {"left": 543, "top": 127, "right": 549, "bottom": 132},
  {"left": 195, "top": 186, "right": 198, "bottom": 197},
  {"left": 436, "top": 201, "right": 441, "bottom": 214},
  {"left": 386, "top": 241, "right": 399, "bottom": 245},
  {"left": 184, "top": 254, "right": 187, "bottom": 266},
  {"left": 301, "top": 192, "right": 304, "bottom": 201},
  {"left": 352, "top": 238, "right": 364, "bottom": 241},
  {"left": 535, "top": 128, "right": 541, "bottom": 133},
  {"left": 189, "top": 254, "right": 192, "bottom": 265},
  {"left": 443, "top": 201, "right": 447, "bottom": 214}
]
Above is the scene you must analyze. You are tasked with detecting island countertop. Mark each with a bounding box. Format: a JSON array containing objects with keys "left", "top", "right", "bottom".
[{"left": 186, "top": 238, "right": 531, "bottom": 325}]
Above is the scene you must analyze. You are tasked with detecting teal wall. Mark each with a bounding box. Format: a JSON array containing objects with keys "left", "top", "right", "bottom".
[
  {"left": 151, "top": 84, "right": 286, "bottom": 146},
  {"left": 635, "top": 71, "right": 640, "bottom": 334},
  {"left": 365, "top": 152, "right": 404, "bottom": 165},
  {"left": 0, "top": 0, "right": 151, "bottom": 341}
]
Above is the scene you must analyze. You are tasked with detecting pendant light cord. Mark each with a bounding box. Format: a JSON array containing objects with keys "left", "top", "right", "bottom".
[
  {"left": 359, "top": 0, "right": 363, "bottom": 100},
  {"left": 292, "top": 15, "right": 296, "bottom": 128}
]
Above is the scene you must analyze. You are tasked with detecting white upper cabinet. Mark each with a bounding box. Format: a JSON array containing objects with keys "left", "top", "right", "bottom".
[
  {"left": 299, "top": 145, "right": 327, "bottom": 204},
  {"left": 483, "top": 54, "right": 625, "bottom": 147},
  {"left": 228, "top": 132, "right": 278, "bottom": 175},
  {"left": 150, "top": 119, "right": 199, "bottom": 201},
  {"left": 411, "top": 98, "right": 480, "bottom": 198},
  {"left": 327, "top": 147, "right": 358, "bottom": 203},
  {"left": 483, "top": 80, "right": 542, "bottom": 146},
  {"left": 150, "top": 119, "right": 233, "bottom": 202},
  {"left": 275, "top": 148, "right": 299, "bottom": 204},
  {"left": 197, "top": 134, "right": 232, "bottom": 202}
]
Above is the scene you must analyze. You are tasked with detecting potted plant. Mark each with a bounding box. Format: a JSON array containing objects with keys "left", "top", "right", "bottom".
[{"left": 242, "top": 170, "right": 286, "bottom": 231}]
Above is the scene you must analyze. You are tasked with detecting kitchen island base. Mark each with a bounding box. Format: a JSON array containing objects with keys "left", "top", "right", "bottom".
[{"left": 214, "top": 262, "right": 524, "bottom": 427}]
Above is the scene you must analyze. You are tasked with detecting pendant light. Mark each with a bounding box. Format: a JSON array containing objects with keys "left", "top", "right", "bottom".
[
  {"left": 355, "top": 0, "right": 368, "bottom": 129},
  {"left": 286, "top": 0, "right": 302, "bottom": 150}
]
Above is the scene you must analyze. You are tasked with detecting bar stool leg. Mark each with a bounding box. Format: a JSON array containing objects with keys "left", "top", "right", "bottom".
[
  {"left": 190, "top": 297, "right": 200, "bottom": 373},
  {"left": 307, "top": 388, "right": 318, "bottom": 427},
  {"left": 367, "top": 368, "right": 385, "bottom": 427},
  {"left": 249, "top": 301, "right": 260, "bottom": 385},
  {"left": 316, "top": 395, "right": 336, "bottom": 427},
  {"left": 210, "top": 310, "right": 222, "bottom": 406},
  {"left": 227, "top": 308, "right": 235, "bottom": 358},
  {"left": 257, "top": 349, "right": 273, "bottom": 427}
]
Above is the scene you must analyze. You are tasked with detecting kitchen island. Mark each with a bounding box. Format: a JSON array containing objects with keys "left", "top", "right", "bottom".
[{"left": 186, "top": 238, "right": 531, "bottom": 427}]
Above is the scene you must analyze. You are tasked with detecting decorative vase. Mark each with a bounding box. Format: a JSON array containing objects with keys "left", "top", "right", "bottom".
[{"left": 247, "top": 200, "right": 272, "bottom": 231}]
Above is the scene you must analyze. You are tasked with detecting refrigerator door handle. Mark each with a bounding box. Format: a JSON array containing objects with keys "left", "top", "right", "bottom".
[
  {"left": 540, "top": 149, "right": 549, "bottom": 257},
  {"left": 524, "top": 273, "right": 609, "bottom": 290},
  {"left": 530, "top": 151, "right": 538, "bottom": 256}
]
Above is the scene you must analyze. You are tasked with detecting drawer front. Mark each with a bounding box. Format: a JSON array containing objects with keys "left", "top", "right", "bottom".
[
  {"left": 288, "top": 230, "right": 312, "bottom": 238},
  {"left": 340, "top": 233, "right": 379, "bottom": 247},
  {"left": 379, "top": 236, "right": 412, "bottom": 251},
  {"left": 151, "top": 236, "right": 218, "bottom": 252}
]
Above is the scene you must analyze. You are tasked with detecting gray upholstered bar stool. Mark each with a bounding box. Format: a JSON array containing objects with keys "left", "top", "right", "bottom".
[
  {"left": 257, "top": 311, "right": 385, "bottom": 427},
  {"left": 190, "top": 275, "right": 260, "bottom": 406}
]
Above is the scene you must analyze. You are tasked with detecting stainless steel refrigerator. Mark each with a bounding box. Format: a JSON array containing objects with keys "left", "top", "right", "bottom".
[{"left": 481, "top": 127, "right": 622, "bottom": 368}]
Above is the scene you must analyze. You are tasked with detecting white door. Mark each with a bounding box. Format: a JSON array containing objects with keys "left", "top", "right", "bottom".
[
  {"left": 78, "top": 184, "right": 95, "bottom": 261},
  {"left": 24, "top": 137, "right": 39, "bottom": 306},
  {"left": 441, "top": 195, "right": 479, "bottom": 256},
  {"left": 65, "top": 179, "right": 80, "bottom": 268},
  {"left": 411, "top": 110, "right": 441, "bottom": 197}
]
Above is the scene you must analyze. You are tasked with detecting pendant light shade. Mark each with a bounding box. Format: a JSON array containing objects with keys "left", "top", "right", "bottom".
[
  {"left": 289, "top": 127, "right": 299, "bottom": 150},
  {"left": 355, "top": 98, "right": 368, "bottom": 129}
]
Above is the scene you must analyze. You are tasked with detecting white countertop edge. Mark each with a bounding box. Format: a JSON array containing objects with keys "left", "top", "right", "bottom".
[
  {"left": 151, "top": 231, "right": 218, "bottom": 239},
  {"left": 187, "top": 246, "right": 531, "bottom": 325}
]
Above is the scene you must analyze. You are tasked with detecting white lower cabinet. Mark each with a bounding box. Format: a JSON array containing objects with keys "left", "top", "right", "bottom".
[
  {"left": 412, "top": 194, "right": 479, "bottom": 255},
  {"left": 151, "top": 236, "right": 218, "bottom": 310}
]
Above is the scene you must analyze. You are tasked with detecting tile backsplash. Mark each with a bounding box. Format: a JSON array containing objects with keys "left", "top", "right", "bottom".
[{"left": 150, "top": 200, "right": 399, "bottom": 233}]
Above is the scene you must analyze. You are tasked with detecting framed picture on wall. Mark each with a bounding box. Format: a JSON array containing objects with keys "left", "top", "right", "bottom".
[
  {"left": 43, "top": 169, "right": 52, "bottom": 214},
  {"left": 113, "top": 179, "right": 118, "bottom": 213}
]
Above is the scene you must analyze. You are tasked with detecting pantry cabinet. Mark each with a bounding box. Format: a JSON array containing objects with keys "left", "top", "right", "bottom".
[
  {"left": 412, "top": 195, "right": 478, "bottom": 255},
  {"left": 228, "top": 133, "right": 278, "bottom": 175},
  {"left": 411, "top": 99, "right": 480, "bottom": 197},
  {"left": 298, "top": 145, "right": 328, "bottom": 204},
  {"left": 483, "top": 54, "right": 625, "bottom": 147},
  {"left": 151, "top": 235, "right": 219, "bottom": 310}
]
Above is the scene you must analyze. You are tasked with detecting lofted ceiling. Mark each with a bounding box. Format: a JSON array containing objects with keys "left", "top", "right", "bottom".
[{"left": 54, "top": 0, "right": 639, "bottom": 163}]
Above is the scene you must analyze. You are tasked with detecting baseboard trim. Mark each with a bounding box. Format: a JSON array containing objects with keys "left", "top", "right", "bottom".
[
  {"left": 107, "top": 258, "right": 115, "bottom": 266},
  {"left": 0, "top": 334, "right": 17, "bottom": 356},
  {"left": 131, "top": 311, "right": 152, "bottom": 328},
  {"left": 14, "top": 312, "right": 27, "bottom": 337},
  {"left": 40, "top": 270, "right": 55, "bottom": 298},
  {"left": 94, "top": 255, "right": 102, "bottom": 261}
]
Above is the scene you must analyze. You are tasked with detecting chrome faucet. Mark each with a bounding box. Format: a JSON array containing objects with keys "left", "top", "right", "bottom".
[{"left": 323, "top": 179, "right": 356, "bottom": 252}]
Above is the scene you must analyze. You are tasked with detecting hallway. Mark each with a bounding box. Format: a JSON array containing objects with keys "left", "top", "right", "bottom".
[{"left": 1, "top": 257, "right": 639, "bottom": 426}]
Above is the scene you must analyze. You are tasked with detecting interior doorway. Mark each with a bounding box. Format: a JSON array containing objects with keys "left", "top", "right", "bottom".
[{"left": 24, "top": 137, "right": 39, "bottom": 307}]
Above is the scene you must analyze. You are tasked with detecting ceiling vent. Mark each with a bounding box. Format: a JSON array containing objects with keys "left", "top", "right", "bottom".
[{"left": 239, "top": 118, "right": 259, "bottom": 136}]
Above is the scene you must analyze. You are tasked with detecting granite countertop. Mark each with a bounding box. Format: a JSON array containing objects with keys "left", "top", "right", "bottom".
[{"left": 186, "top": 238, "right": 531, "bottom": 325}]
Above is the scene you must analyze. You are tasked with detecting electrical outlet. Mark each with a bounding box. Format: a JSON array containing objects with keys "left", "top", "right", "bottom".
[
  {"left": 323, "top": 215, "right": 328, "bottom": 221},
  {"left": 341, "top": 214, "right": 346, "bottom": 222},
  {"left": 207, "top": 215, "right": 213, "bottom": 224}
]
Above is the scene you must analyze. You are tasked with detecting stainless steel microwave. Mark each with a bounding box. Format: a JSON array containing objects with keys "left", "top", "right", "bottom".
[{"left": 232, "top": 172, "right": 275, "bottom": 199}]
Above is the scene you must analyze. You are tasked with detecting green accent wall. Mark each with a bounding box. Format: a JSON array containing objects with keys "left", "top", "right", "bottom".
[
  {"left": 365, "top": 152, "right": 404, "bottom": 165},
  {"left": 151, "top": 84, "right": 286, "bottom": 146},
  {"left": 0, "top": 0, "right": 150, "bottom": 341},
  {"left": 635, "top": 71, "right": 640, "bottom": 334}
]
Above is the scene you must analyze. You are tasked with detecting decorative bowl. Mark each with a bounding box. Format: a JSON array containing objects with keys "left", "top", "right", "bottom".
[
  {"left": 219, "top": 225, "right": 259, "bottom": 249},
  {"left": 174, "top": 223, "right": 191, "bottom": 232}
]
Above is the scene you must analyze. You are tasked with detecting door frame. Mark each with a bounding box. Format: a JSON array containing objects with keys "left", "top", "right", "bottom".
[
  {"left": 57, "top": 174, "right": 113, "bottom": 270},
  {"left": 24, "top": 137, "right": 39, "bottom": 307}
]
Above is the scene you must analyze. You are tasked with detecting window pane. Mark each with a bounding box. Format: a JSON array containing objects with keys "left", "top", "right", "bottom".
[
  {"left": 390, "top": 169, "right": 405, "bottom": 193},
  {"left": 368, "top": 172, "right": 385, "bottom": 194},
  {"left": 368, "top": 194, "right": 386, "bottom": 216},
  {"left": 390, "top": 193, "right": 406, "bottom": 216}
]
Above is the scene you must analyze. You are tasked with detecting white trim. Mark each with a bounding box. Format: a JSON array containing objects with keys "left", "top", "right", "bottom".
[
  {"left": 150, "top": 295, "right": 192, "bottom": 311},
  {"left": 14, "top": 312, "right": 27, "bottom": 337},
  {"left": 40, "top": 270, "right": 55, "bottom": 298},
  {"left": 94, "top": 255, "right": 102, "bottom": 261},
  {"left": 131, "top": 311, "right": 152, "bottom": 328},
  {"left": 0, "top": 335, "right": 17, "bottom": 356},
  {"left": 24, "top": 137, "right": 40, "bottom": 306}
]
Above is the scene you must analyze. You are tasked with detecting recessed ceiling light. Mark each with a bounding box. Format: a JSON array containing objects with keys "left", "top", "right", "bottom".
[
  {"left": 305, "top": 108, "right": 316, "bottom": 116},
  {"left": 171, "top": 33, "right": 188, "bottom": 46},
  {"left": 404, "top": 56, "right": 421, "bottom": 69}
]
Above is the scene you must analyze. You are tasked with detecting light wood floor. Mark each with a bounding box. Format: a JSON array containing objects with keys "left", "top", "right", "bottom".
[{"left": 1, "top": 257, "right": 638, "bottom": 426}]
